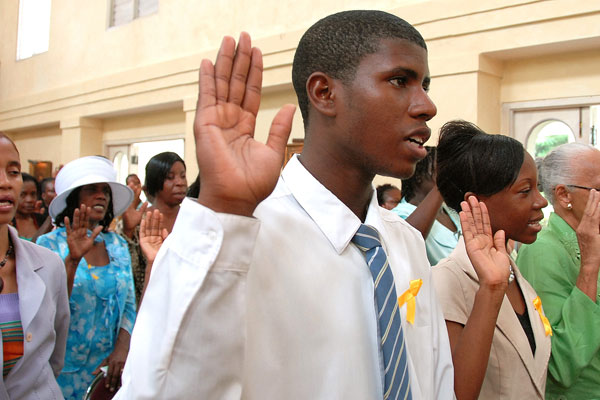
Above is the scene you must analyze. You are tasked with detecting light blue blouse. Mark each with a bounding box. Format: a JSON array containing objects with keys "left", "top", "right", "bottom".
[
  {"left": 37, "top": 228, "right": 136, "bottom": 399},
  {"left": 391, "top": 199, "right": 461, "bottom": 266}
]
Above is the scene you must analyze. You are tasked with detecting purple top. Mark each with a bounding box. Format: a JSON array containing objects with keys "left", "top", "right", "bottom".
[{"left": 0, "top": 293, "right": 20, "bottom": 323}]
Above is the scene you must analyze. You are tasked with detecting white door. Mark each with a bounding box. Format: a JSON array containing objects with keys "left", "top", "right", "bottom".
[
  {"left": 107, "top": 144, "right": 130, "bottom": 184},
  {"left": 513, "top": 107, "right": 590, "bottom": 158}
]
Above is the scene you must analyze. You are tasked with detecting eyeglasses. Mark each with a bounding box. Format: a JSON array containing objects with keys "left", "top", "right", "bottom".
[{"left": 566, "top": 184, "right": 600, "bottom": 192}]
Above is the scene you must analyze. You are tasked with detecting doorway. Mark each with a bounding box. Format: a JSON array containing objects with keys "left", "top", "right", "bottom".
[
  {"left": 505, "top": 97, "right": 600, "bottom": 158},
  {"left": 106, "top": 139, "right": 185, "bottom": 185}
]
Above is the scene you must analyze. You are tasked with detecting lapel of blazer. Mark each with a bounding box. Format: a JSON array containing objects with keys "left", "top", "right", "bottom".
[
  {"left": 455, "top": 239, "right": 548, "bottom": 398},
  {"left": 9, "top": 226, "right": 46, "bottom": 334},
  {"left": 512, "top": 264, "right": 552, "bottom": 397}
]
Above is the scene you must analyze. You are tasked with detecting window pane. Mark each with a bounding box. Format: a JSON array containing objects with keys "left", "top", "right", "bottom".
[
  {"left": 17, "top": 0, "right": 51, "bottom": 60},
  {"left": 137, "top": 0, "right": 158, "bottom": 17},
  {"left": 111, "top": 0, "right": 134, "bottom": 27},
  {"left": 527, "top": 120, "right": 575, "bottom": 159}
]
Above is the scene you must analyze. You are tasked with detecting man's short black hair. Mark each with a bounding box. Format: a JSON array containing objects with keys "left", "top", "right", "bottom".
[
  {"left": 40, "top": 177, "right": 54, "bottom": 193},
  {"left": 436, "top": 120, "right": 525, "bottom": 213},
  {"left": 292, "top": 10, "right": 426, "bottom": 126},
  {"left": 376, "top": 183, "right": 399, "bottom": 206},
  {"left": 126, "top": 174, "right": 139, "bottom": 184}
]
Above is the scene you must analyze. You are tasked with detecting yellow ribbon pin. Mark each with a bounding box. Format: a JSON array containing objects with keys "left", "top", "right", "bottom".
[
  {"left": 533, "top": 296, "right": 552, "bottom": 336},
  {"left": 397, "top": 279, "right": 423, "bottom": 324}
]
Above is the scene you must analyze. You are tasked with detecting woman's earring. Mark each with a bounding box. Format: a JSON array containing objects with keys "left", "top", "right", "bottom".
[{"left": 567, "top": 203, "right": 573, "bottom": 210}]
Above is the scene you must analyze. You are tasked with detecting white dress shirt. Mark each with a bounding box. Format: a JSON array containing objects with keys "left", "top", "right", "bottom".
[{"left": 116, "top": 156, "right": 454, "bottom": 399}]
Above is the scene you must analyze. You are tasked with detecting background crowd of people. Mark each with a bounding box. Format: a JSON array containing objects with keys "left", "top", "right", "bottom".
[{"left": 0, "top": 139, "right": 189, "bottom": 398}]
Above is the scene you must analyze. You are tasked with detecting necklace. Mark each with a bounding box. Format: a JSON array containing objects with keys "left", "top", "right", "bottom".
[
  {"left": 508, "top": 264, "right": 515, "bottom": 283},
  {"left": 0, "top": 242, "right": 14, "bottom": 268}
]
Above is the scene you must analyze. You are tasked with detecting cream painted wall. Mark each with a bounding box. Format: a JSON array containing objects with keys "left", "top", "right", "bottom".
[
  {"left": 2, "top": 0, "right": 600, "bottom": 190},
  {"left": 501, "top": 49, "right": 600, "bottom": 103},
  {"left": 427, "top": 73, "right": 479, "bottom": 142},
  {"left": 8, "top": 125, "right": 62, "bottom": 173},
  {"left": 102, "top": 108, "right": 185, "bottom": 144},
  {"left": 0, "top": 0, "right": 410, "bottom": 101}
]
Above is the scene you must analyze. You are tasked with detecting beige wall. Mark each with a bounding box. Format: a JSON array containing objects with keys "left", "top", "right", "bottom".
[
  {"left": 501, "top": 48, "right": 600, "bottom": 103},
  {"left": 1, "top": 0, "right": 599, "bottom": 188},
  {"left": 102, "top": 108, "right": 185, "bottom": 144},
  {"left": 7, "top": 125, "right": 62, "bottom": 174}
]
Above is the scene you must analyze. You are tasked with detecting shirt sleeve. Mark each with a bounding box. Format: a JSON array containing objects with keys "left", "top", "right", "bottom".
[
  {"left": 115, "top": 198, "right": 259, "bottom": 400},
  {"left": 517, "top": 242, "right": 600, "bottom": 388}
]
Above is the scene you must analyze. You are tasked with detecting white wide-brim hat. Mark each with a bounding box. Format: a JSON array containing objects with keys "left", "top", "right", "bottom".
[{"left": 49, "top": 156, "right": 133, "bottom": 221}]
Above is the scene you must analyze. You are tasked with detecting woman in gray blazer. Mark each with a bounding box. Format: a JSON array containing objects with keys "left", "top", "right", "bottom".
[{"left": 0, "top": 132, "right": 70, "bottom": 399}]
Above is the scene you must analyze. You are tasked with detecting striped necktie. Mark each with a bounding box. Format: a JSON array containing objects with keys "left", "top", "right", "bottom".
[{"left": 352, "top": 224, "right": 412, "bottom": 400}]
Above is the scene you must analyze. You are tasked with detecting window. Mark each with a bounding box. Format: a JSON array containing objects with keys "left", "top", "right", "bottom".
[
  {"left": 17, "top": 0, "right": 51, "bottom": 60},
  {"left": 110, "top": 0, "right": 158, "bottom": 27}
]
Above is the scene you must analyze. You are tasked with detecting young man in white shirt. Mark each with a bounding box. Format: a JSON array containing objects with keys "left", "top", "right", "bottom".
[{"left": 117, "top": 10, "right": 454, "bottom": 399}]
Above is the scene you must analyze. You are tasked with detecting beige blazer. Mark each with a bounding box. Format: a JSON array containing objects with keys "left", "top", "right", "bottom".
[{"left": 433, "top": 238, "right": 551, "bottom": 399}]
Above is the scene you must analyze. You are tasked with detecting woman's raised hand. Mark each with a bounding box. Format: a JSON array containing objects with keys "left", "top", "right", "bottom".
[
  {"left": 139, "top": 209, "right": 168, "bottom": 265},
  {"left": 64, "top": 204, "right": 102, "bottom": 262},
  {"left": 194, "top": 32, "right": 296, "bottom": 217},
  {"left": 121, "top": 201, "right": 149, "bottom": 238},
  {"left": 460, "top": 196, "right": 510, "bottom": 290},
  {"left": 575, "top": 189, "right": 600, "bottom": 300},
  {"left": 576, "top": 189, "right": 600, "bottom": 266}
]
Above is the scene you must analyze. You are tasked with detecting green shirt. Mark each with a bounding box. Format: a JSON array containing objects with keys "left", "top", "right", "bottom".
[{"left": 517, "top": 213, "right": 600, "bottom": 400}]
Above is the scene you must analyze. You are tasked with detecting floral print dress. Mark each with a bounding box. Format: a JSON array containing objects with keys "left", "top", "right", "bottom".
[{"left": 37, "top": 228, "right": 136, "bottom": 400}]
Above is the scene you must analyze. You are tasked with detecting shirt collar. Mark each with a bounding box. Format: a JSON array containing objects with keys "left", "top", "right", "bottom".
[{"left": 281, "top": 155, "right": 382, "bottom": 255}]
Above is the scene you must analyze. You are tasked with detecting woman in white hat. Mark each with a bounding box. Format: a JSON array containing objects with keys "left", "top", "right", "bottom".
[
  {"left": 0, "top": 133, "right": 69, "bottom": 399},
  {"left": 36, "top": 156, "right": 136, "bottom": 400}
]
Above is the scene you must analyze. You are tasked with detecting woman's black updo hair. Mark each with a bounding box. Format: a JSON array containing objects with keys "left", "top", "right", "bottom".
[
  {"left": 54, "top": 186, "right": 115, "bottom": 232},
  {"left": 145, "top": 152, "right": 186, "bottom": 197},
  {"left": 436, "top": 120, "right": 525, "bottom": 213},
  {"left": 401, "top": 146, "right": 436, "bottom": 202}
]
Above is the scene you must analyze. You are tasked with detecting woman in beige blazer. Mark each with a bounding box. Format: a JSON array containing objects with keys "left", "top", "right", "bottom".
[
  {"left": 432, "top": 121, "right": 552, "bottom": 399},
  {"left": 0, "top": 133, "right": 70, "bottom": 399}
]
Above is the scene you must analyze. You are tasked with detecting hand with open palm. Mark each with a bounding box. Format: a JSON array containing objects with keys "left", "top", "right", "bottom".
[
  {"left": 121, "top": 201, "right": 149, "bottom": 238},
  {"left": 460, "top": 196, "right": 510, "bottom": 291},
  {"left": 65, "top": 204, "right": 103, "bottom": 262},
  {"left": 194, "top": 32, "right": 296, "bottom": 217},
  {"left": 139, "top": 209, "right": 168, "bottom": 266}
]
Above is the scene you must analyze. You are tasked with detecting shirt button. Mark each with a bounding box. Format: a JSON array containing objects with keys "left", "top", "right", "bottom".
[
  {"left": 208, "top": 231, "right": 217, "bottom": 241},
  {"left": 26, "top": 332, "right": 33, "bottom": 342}
]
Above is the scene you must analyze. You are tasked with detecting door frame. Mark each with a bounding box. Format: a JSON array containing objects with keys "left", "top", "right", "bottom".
[{"left": 501, "top": 95, "right": 600, "bottom": 142}]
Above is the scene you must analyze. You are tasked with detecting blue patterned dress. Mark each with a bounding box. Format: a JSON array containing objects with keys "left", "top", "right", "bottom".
[{"left": 37, "top": 228, "right": 136, "bottom": 400}]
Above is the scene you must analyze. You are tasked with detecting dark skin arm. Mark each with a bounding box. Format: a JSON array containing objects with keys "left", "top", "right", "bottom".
[
  {"left": 405, "top": 186, "right": 445, "bottom": 239},
  {"left": 138, "top": 209, "right": 168, "bottom": 305},
  {"left": 574, "top": 189, "right": 600, "bottom": 301},
  {"left": 30, "top": 214, "right": 53, "bottom": 243},
  {"left": 93, "top": 328, "right": 130, "bottom": 392},
  {"left": 449, "top": 197, "right": 510, "bottom": 400}
]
